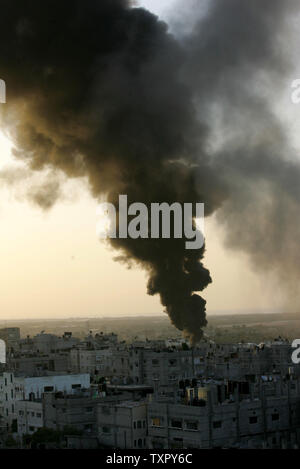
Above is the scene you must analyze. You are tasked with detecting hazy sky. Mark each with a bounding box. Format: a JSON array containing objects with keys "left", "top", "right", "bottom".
[{"left": 0, "top": 0, "right": 297, "bottom": 320}]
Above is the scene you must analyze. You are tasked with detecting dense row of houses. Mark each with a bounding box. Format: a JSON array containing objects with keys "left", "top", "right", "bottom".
[{"left": 0, "top": 327, "right": 299, "bottom": 448}]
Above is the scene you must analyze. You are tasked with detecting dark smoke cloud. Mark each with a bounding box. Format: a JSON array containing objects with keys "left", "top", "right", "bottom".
[
  {"left": 182, "top": 0, "right": 300, "bottom": 302},
  {"left": 0, "top": 0, "right": 299, "bottom": 341}
]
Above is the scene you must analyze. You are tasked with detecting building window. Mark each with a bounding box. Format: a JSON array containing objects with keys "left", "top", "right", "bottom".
[
  {"left": 85, "top": 407, "right": 93, "bottom": 413},
  {"left": 152, "top": 439, "right": 164, "bottom": 449},
  {"left": 134, "top": 422, "right": 136, "bottom": 429},
  {"left": 249, "top": 416, "right": 258, "bottom": 424},
  {"left": 102, "top": 426, "right": 110, "bottom": 434},
  {"left": 272, "top": 413, "right": 279, "bottom": 421},
  {"left": 170, "top": 419, "right": 182, "bottom": 429},
  {"left": 44, "top": 386, "right": 54, "bottom": 392},
  {"left": 137, "top": 421, "right": 142, "bottom": 429},
  {"left": 186, "top": 421, "right": 198, "bottom": 431},
  {"left": 151, "top": 418, "right": 162, "bottom": 427},
  {"left": 171, "top": 438, "right": 183, "bottom": 449},
  {"left": 36, "top": 413, "right": 42, "bottom": 418},
  {"left": 213, "top": 421, "right": 222, "bottom": 429},
  {"left": 72, "top": 384, "right": 81, "bottom": 389}
]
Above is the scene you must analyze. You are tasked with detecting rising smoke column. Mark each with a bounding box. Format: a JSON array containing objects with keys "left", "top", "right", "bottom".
[
  {"left": 0, "top": 0, "right": 300, "bottom": 341},
  {"left": 0, "top": 0, "right": 223, "bottom": 343}
]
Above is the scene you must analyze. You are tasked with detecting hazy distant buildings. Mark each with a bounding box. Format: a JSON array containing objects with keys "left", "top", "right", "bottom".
[
  {"left": 16, "top": 332, "right": 79, "bottom": 355},
  {"left": 0, "top": 328, "right": 20, "bottom": 351}
]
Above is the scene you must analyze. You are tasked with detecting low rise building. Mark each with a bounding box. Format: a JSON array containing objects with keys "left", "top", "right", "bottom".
[
  {"left": 147, "top": 379, "right": 300, "bottom": 449},
  {"left": 98, "top": 400, "right": 147, "bottom": 449},
  {"left": 43, "top": 392, "right": 100, "bottom": 435},
  {"left": 16, "top": 400, "right": 43, "bottom": 437},
  {"left": 0, "top": 372, "right": 90, "bottom": 429}
]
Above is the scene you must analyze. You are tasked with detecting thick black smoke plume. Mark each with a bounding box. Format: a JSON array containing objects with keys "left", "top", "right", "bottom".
[{"left": 0, "top": 0, "right": 299, "bottom": 342}]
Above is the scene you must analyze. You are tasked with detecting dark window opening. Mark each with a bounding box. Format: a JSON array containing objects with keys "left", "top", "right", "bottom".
[
  {"left": 249, "top": 416, "right": 258, "bottom": 424},
  {"left": 213, "top": 421, "right": 222, "bottom": 429}
]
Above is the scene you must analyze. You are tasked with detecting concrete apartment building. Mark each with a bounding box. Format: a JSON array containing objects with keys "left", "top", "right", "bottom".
[
  {"left": 8, "top": 353, "right": 70, "bottom": 376},
  {"left": 16, "top": 332, "right": 79, "bottom": 355},
  {"left": 0, "top": 328, "right": 20, "bottom": 343},
  {"left": 70, "top": 348, "right": 130, "bottom": 382},
  {"left": 43, "top": 392, "right": 101, "bottom": 435},
  {"left": 70, "top": 349, "right": 113, "bottom": 376},
  {"left": 16, "top": 400, "right": 43, "bottom": 437},
  {"left": 16, "top": 391, "right": 125, "bottom": 443},
  {"left": 127, "top": 346, "right": 220, "bottom": 386},
  {"left": 0, "top": 328, "right": 21, "bottom": 355},
  {"left": 67, "top": 340, "right": 297, "bottom": 390},
  {"left": 147, "top": 379, "right": 300, "bottom": 449},
  {"left": 127, "top": 348, "right": 191, "bottom": 385},
  {"left": 125, "top": 342, "right": 297, "bottom": 387},
  {"left": 98, "top": 400, "right": 147, "bottom": 449},
  {"left": 0, "top": 372, "right": 90, "bottom": 429},
  {"left": 0, "top": 327, "right": 299, "bottom": 449},
  {"left": 83, "top": 332, "right": 119, "bottom": 349}
]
